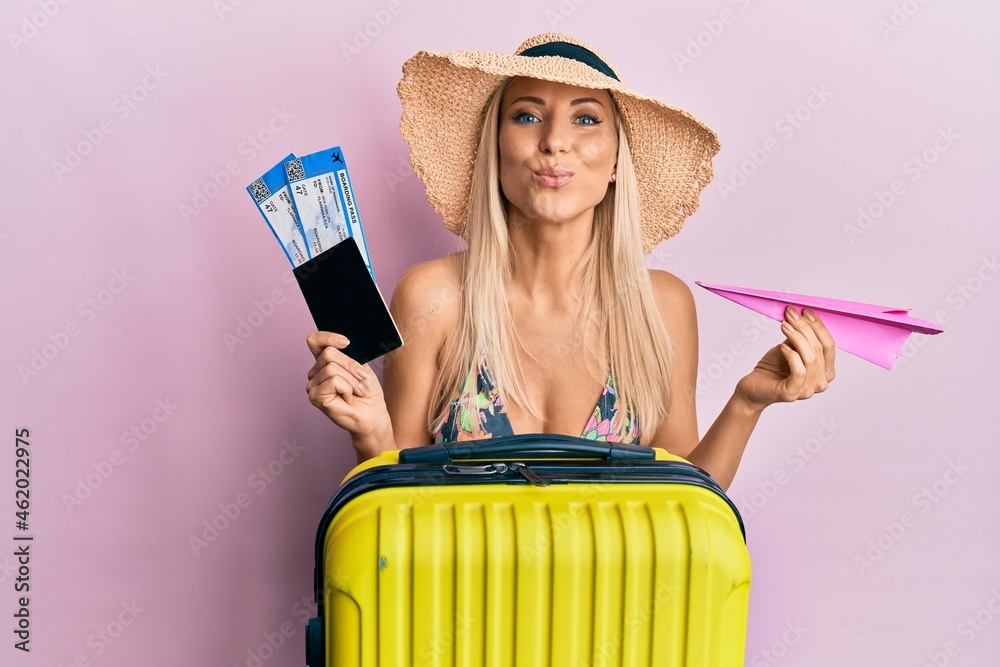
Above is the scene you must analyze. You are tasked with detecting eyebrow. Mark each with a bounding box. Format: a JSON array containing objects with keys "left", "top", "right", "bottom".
[{"left": 509, "top": 95, "right": 606, "bottom": 108}]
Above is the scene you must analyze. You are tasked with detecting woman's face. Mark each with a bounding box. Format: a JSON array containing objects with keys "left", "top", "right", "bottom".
[{"left": 497, "top": 77, "right": 618, "bottom": 227}]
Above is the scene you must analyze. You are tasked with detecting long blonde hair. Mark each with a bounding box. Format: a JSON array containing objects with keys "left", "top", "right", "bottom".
[{"left": 427, "top": 77, "right": 675, "bottom": 441}]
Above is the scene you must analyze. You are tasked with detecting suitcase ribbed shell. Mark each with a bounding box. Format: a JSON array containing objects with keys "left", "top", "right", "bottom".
[{"left": 320, "top": 466, "right": 750, "bottom": 666}]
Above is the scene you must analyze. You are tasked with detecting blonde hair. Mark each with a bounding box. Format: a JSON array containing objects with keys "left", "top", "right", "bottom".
[{"left": 427, "top": 78, "right": 675, "bottom": 441}]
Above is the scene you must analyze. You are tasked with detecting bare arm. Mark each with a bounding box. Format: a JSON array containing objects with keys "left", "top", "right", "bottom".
[
  {"left": 685, "top": 393, "right": 766, "bottom": 492},
  {"left": 378, "top": 255, "right": 462, "bottom": 457},
  {"left": 306, "top": 254, "right": 461, "bottom": 464},
  {"left": 650, "top": 271, "right": 835, "bottom": 489},
  {"left": 644, "top": 270, "right": 764, "bottom": 490},
  {"left": 697, "top": 302, "right": 837, "bottom": 490},
  {"left": 644, "top": 270, "right": 701, "bottom": 459},
  {"left": 644, "top": 270, "right": 836, "bottom": 491}
]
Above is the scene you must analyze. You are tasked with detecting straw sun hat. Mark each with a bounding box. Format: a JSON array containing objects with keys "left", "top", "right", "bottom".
[{"left": 397, "top": 32, "right": 721, "bottom": 254}]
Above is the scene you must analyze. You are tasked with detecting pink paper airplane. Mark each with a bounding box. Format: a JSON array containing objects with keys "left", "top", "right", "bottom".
[{"left": 696, "top": 282, "right": 945, "bottom": 370}]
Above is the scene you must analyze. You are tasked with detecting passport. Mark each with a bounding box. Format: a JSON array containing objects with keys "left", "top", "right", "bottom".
[{"left": 292, "top": 236, "right": 402, "bottom": 365}]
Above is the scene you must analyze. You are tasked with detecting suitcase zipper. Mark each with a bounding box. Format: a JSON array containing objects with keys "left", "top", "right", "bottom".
[
  {"left": 443, "top": 462, "right": 509, "bottom": 475},
  {"left": 328, "top": 462, "right": 735, "bottom": 520},
  {"left": 443, "top": 461, "right": 551, "bottom": 486},
  {"left": 508, "top": 462, "right": 550, "bottom": 487}
]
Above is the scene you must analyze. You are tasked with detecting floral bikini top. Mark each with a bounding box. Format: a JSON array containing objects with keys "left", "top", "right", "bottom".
[{"left": 432, "top": 355, "right": 640, "bottom": 444}]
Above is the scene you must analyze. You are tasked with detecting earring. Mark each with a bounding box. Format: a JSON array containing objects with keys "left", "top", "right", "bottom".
[{"left": 611, "top": 173, "right": 617, "bottom": 182}]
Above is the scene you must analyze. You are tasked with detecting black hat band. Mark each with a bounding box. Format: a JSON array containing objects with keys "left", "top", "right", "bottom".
[{"left": 518, "top": 41, "right": 620, "bottom": 81}]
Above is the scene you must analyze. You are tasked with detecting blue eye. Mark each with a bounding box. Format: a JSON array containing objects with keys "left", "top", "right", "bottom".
[
  {"left": 513, "top": 111, "right": 539, "bottom": 124},
  {"left": 577, "top": 115, "right": 600, "bottom": 126}
]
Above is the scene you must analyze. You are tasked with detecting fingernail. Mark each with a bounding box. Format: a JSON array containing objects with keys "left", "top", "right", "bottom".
[
  {"left": 781, "top": 322, "right": 792, "bottom": 333},
  {"left": 786, "top": 306, "right": 800, "bottom": 320},
  {"left": 356, "top": 381, "right": 367, "bottom": 396},
  {"left": 336, "top": 336, "right": 350, "bottom": 347},
  {"left": 354, "top": 367, "right": 369, "bottom": 381},
  {"left": 804, "top": 309, "right": 816, "bottom": 322}
]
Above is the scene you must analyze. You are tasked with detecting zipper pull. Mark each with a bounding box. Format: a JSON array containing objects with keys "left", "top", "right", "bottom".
[
  {"left": 509, "top": 462, "right": 550, "bottom": 487},
  {"left": 442, "top": 462, "right": 509, "bottom": 475}
]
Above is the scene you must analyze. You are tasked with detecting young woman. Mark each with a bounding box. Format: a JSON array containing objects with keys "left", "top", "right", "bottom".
[{"left": 305, "top": 33, "right": 836, "bottom": 491}]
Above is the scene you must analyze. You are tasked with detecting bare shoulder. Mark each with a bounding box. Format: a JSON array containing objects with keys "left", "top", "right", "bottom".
[
  {"left": 384, "top": 252, "right": 464, "bottom": 447},
  {"left": 390, "top": 251, "right": 464, "bottom": 345},
  {"left": 647, "top": 268, "right": 697, "bottom": 319},
  {"left": 644, "top": 273, "right": 699, "bottom": 458}
]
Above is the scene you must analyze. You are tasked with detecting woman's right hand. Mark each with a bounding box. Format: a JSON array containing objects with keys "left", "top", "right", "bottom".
[{"left": 305, "top": 332, "right": 391, "bottom": 446}]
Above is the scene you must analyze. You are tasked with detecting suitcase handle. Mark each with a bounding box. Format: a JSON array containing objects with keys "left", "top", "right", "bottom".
[{"left": 398, "top": 433, "right": 655, "bottom": 464}]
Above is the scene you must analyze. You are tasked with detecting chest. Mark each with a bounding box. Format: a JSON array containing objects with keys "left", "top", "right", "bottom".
[{"left": 500, "top": 308, "right": 610, "bottom": 435}]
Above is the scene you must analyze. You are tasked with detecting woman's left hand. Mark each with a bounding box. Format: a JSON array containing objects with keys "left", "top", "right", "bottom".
[{"left": 735, "top": 307, "right": 837, "bottom": 411}]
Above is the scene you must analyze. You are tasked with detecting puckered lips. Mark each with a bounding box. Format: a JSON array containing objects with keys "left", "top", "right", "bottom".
[{"left": 533, "top": 165, "right": 574, "bottom": 188}]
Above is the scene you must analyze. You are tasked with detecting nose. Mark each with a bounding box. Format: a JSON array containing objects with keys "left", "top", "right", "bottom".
[{"left": 538, "top": 119, "right": 570, "bottom": 155}]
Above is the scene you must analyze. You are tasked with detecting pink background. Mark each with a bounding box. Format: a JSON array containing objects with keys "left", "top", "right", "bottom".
[{"left": 3, "top": 1, "right": 998, "bottom": 665}]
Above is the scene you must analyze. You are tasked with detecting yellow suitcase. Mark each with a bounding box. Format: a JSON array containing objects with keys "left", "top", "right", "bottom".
[{"left": 306, "top": 435, "right": 750, "bottom": 666}]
